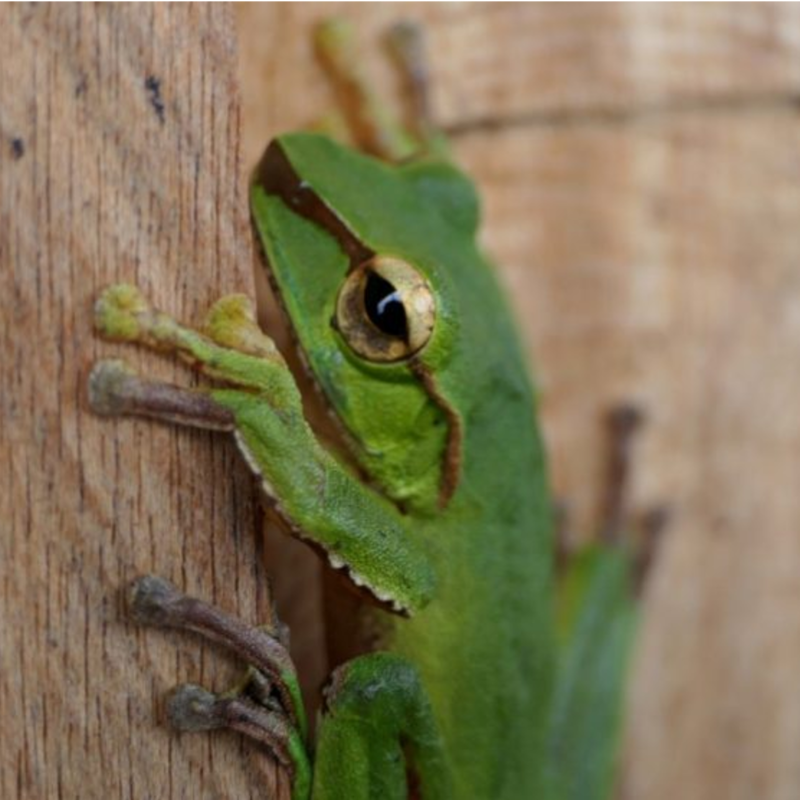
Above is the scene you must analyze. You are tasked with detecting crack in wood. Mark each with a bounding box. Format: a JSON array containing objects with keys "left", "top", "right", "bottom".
[{"left": 444, "top": 91, "right": 800, "bottom": 136}]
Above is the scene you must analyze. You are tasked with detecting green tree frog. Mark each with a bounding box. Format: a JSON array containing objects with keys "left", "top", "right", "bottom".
[{"left": 89, "top": 20, "right": 644, "bottom": 800}]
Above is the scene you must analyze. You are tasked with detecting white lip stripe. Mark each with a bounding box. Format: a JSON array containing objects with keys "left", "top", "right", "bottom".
[{"left": 234, "top": 431, "right": 263, "bottom": 477}]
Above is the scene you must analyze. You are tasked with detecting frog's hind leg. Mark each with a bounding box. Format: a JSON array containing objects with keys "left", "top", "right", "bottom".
[
  {"left": 313, "top": 653, "right": 452, "bottom": 800},
  {"left": 598, "top": 403, "right": 670, "bottom": 590},
  {"left": 314, "top": 19, "right": 412, "bottom": 161},
  {"left": 548, "top": 403, "right": 671, "bottom": 800},
  {"left": 314, "top": 19, "right": 440, "bottom": 162},
  {"left": 384, "top": 21, "right": 439, "bottom": 151}
]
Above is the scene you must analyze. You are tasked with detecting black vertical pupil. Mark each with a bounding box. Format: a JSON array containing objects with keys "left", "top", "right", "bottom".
[{"left": 364, "top": 271, "right": 408, "bottom": 340}]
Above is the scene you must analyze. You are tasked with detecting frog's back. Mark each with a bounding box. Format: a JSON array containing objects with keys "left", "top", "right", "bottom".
[{"left": 390, "top": 240, "right": 555, "bottom": 798}]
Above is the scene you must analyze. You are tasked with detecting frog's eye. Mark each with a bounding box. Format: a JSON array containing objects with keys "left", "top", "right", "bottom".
[{"left": 335, "top": 256, "right": 436, "bottom": 363}]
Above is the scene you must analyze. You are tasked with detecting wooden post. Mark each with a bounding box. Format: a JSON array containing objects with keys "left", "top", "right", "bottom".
[{"left": 0, "top": 6, "right": 288, "bottom": 798}]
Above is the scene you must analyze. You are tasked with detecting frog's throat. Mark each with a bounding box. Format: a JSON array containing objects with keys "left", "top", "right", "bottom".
[
  {"left": 232, "top": 429, "right": 410, "bottom": 617},
  {"left": 252, "top": 138, "right": 462, "bottom": 508}
]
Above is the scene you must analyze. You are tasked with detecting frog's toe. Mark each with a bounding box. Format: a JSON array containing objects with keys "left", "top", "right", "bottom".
[
  {"left": 204, "top": 293, "right": 256, "bottom": 328},
  {"left": 87, "top": 358, "right": 138, "bottom": 416},
  {"left": 203, "top": 294, "right": 282, "bottom": 361},
  {"left": 94, "top": 283, "right": 151, "bottom": 341},
  {"left": 164, "top": 682, "right": 303, "bottom": 775},
  {"left": 166, "top": 684, "right": 227, "bottom": 732}
]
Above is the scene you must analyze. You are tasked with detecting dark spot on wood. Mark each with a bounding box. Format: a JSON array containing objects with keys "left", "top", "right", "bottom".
[
  {"left": 74, "top": 73, "right": 88, "bottom": 98},
  {"left": 10, "top": 138, "right": 24, "bottom": 159},
  {"left": 144, "top": 75, "right": 165, "bottom": 123}
]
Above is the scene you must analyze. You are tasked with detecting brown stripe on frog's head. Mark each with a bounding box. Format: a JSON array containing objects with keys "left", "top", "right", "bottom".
[{"left": 250, "top": 134, "right": 462, "bottom": 512}]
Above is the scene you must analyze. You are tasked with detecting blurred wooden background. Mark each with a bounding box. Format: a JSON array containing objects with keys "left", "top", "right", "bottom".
[
  {"left": 2, "top": 3, "right": 800, "bottom": 799},
  {"left": 238, "top": 5, "right": 800, "bottom": 798}
]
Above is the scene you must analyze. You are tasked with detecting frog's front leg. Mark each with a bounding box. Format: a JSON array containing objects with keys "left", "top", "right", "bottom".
[
  {"left": 313, "top": 653, "right": 451, "bottom": 800},
  {"left": 91, "top": 284, "right": 434, "bottom": 613}
]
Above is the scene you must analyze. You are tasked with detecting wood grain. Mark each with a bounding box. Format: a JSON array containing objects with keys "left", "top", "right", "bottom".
[
  {"left": 235, "top": 4, "right": 800, "bottom": 800},
  {"left": 0, "top": 5, "right": 287, "bottom": 799}
]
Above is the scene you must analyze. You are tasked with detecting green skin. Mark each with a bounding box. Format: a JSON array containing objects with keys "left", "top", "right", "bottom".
[{"left": 92, "top": 132, "right": 635, "bottom": 800}]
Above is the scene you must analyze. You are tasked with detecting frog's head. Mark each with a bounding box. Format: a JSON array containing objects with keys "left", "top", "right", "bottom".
[{"left": 251, "top": 133, "right": 482, "bottom": 513}]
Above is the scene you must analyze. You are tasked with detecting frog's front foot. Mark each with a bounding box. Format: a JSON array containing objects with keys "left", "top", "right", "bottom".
[
  {"left": 87, "top": 359, "right": 139, "bottom": 416},
  {"left": 94, "top": 284, "right": 285, "bottom": 370},
  {"left": 94, "top": 284, "right": 152, "bottom": 342},
  {"left": 126, "top": 575, "right": 311, "bottom": 786},
  {"left": 88, "top": 359, "right": 236, "bottom": 429},
  {"left": 202, "top": 294, "right": 283, "bottom": 361},
  {"left": 94, "top": 283, "right": 190, "bottom": 351}
]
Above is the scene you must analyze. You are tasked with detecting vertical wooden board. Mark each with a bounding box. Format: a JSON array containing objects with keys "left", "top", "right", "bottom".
[
  {"left": 612, "top": 114, "right": 800, "bottom": 800},
  {"left": 0, "top": 5, "right": 288, "bottom": 799}
]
